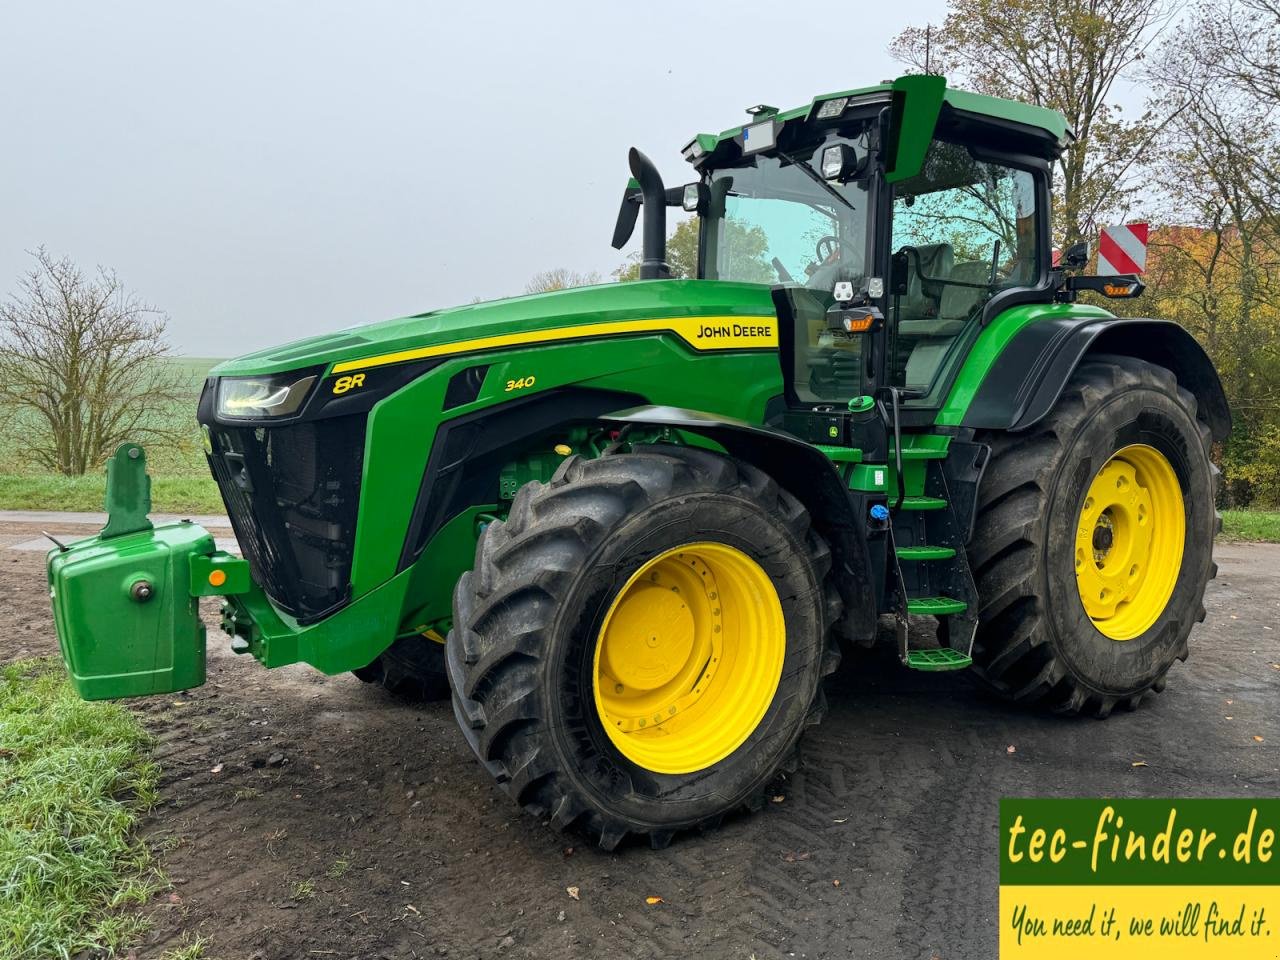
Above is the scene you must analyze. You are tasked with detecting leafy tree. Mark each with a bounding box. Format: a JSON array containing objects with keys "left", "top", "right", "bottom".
[
  {"left": 0, "top": 249, "right": 184, "bottom": 475},
  {"left": 890, "top": 0, "right": 1175, "bottom": 246},
  {"left": 614, "top": 217, "right": 701, "bottom": 281},
  {"left": 614, "top": 217, "right": 774, "bottom": 282}
]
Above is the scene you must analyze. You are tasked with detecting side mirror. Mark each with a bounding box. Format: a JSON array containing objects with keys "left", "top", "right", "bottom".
[
  {"left": 611, "top": 178, "right": 643, "bottom": 250},
  {"left": 1061, "top": 241, "right": 1089, "bottom": 270}
]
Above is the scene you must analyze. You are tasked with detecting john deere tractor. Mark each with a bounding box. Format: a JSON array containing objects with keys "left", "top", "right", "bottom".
[{"left": 48, "top": 76, "right": 1228, "bottom": 850}]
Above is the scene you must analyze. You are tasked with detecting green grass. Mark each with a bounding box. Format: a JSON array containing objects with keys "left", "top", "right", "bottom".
[
  {"left": 0, "top": 473, "right": 223, "bottom": 514},
  {"left": 1221, "top": 509, "right": 1280, "bottom": 542},
  {"left": 0, "top": 658, "right": 162, "bottom": 959},
  {"left": 159, "top": 934, "right": 211, "bottom": 960}
]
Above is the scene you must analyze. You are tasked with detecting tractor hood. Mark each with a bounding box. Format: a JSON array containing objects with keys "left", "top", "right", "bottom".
[{"left": 211, "top": 279, "right": 777, "bottom": 378}]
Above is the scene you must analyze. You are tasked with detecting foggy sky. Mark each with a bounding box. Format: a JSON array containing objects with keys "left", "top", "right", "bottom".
[{"left": 1, "top": 1, "right": 945, "bottom": 356}]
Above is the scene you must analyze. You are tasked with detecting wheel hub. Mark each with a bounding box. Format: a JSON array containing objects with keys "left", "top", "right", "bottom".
[
  {"left": 593, "top": 543, "right": 785, "bottom": 774},
  {"left": 1074, "top": 444, "right": 1185, "bottom": 641},
  {"left": 1091, "top": 517, "right": 1114, "bottom": 556}
]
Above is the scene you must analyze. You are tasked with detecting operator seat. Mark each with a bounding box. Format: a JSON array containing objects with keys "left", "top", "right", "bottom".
[
  {"left": 902, "top": 259, "right": 990, "bottom": 388},
  {"left": 895, "top": 243, "right": 953, "bottom": 326}
]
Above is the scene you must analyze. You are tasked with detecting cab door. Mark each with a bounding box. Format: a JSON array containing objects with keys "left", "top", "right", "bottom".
[{"left": 883, "top": 139, "right": 1045, "bottom": 406}]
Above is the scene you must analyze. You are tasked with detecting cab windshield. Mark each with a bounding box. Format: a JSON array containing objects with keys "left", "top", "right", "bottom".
[{"left": 701, "top": 133, "right": 871, "bottom": 290}]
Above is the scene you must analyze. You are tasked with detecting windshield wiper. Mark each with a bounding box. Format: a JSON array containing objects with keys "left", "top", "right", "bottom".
[{"left": 779, "top": 151, "right": 856, "bottom": 214}]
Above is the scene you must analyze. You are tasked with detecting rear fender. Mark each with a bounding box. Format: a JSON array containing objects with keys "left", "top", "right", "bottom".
[{"left": 961, "top": 317, "right": 1231, "bottom": 440}]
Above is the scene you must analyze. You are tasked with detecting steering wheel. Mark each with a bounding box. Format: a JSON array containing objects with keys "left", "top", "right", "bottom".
[{"left": 815, "top": 235, "right": 839, "bottom": 263}]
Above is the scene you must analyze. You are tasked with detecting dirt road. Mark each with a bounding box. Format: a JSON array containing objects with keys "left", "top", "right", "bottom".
[{"left": 3, "top": 515, "right": 1277, "bottom": 960}]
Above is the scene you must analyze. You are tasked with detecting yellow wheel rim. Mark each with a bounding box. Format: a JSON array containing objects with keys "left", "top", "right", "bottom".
[
  {"left": 592, "top": 542, "right": 785, "bottom": 775},
  {"left": 1074, "top": 444, "right": 1185, "bottom": 641}
]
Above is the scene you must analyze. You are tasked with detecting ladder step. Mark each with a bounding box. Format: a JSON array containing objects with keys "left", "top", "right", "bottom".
[
  {"left": 890, "top": 447, "right": 949, "bottom": 461},
  {"left": 905, "top": 648, "right": 973, "bottom": 671},
  {"left": 898, "top": 496, "right": 947, "bottom": 511},
  {"left": 815, "top": 444, "right": 863, "bottom": 464},
  {"left": 907, "top": 596, "right": 968, "bottom": 616},
  {"left": 895, "top": 545, "right": 957, "bottom": 561}
]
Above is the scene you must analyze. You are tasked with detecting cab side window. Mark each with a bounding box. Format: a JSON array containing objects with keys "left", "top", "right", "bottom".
[{"left": 888, "top": 141, "right": 1040, "bottom": 392}]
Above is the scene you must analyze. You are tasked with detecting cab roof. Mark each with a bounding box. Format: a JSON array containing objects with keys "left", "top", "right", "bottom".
[{"left": 684, "top": 78, "right": 1072, "bottom": 164}]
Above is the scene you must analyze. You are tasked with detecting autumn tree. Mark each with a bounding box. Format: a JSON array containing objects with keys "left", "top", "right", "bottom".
[
  {"left": 0, "top": 249, "right": 185, "bottom": 475},
  {"left": 614, "top": 217, "right": 701, "bottom": 281},
  {"left": 890, "top": 0, "right": 1175, "bottom": 246},
  {"left": 1142, "top": 0, "right": 1280, "bottom": 505}
]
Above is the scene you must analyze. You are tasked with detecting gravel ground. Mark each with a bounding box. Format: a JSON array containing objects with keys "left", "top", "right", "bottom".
[{"left": 2, "top": 517, "right": 1276, "bottom": 960}]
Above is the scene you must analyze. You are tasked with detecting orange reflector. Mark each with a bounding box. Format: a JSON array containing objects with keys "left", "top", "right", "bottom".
[
  {"left": 844, "top": 313, "right": 875, "bottom": 333},
  {"left": 208, "top": 569, "right": 227, "bottom": 587}
]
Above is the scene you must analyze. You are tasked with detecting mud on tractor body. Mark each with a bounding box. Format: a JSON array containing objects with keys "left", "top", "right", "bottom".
[{"left": 48, "top": 75, "right": 1229, "bottom": 850}]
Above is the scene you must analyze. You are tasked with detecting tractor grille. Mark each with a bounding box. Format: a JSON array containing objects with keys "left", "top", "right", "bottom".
[{"left": 206, "top": 414, "right": 367, "bottom": 623}]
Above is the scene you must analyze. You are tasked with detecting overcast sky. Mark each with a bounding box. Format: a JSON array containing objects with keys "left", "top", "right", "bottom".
[{"left": 1, "top": 1, "right": 946, "bottom": 356}]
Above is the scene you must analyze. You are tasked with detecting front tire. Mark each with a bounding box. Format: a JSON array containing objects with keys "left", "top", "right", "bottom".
[
  {"left": 447, "top": 446, "right": 840, "bottom": 849},
  {"left": 353, "top": 635, "right": 450, "bottom": 701},
  {"left": 967, "top": 355, "right": 1219, "bottom": 717}
]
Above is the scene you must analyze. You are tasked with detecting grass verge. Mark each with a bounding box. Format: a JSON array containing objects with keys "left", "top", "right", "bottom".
[
  {"left": 1221, "top": 509, "right": 1280, "bottom": 543},
  {"left": 0, "top": 473, "right": 222, "bottom": 514},
  {"left": 0, "top": 658, "right": 163, "bottom": 959}
]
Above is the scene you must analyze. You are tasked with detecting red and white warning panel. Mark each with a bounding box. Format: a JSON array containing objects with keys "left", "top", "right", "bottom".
[{"left": 1097, "top": 222, "right": 1149, "bottom": 275}]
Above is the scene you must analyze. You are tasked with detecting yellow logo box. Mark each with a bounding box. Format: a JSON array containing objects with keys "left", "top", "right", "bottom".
[{"left": 999, "top": 799, "right": 1279, "bottom": 958}]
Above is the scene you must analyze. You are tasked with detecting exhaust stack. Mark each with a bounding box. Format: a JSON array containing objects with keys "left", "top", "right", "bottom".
[{"left": 628, "top": 148, "right": 669, "bottom": 280}]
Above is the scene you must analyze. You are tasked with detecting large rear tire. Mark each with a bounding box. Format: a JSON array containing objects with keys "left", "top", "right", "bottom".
[
  {"left": 967, "top": 355, "right": 1219, "bottom": 717},
  {"left": 447, "top": 445, "right": 840, "bottom": 850}
]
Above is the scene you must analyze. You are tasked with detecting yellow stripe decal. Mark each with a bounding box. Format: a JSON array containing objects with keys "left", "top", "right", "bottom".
[{"left": 330, "top": 315, "right": 777, "bottom": 374}]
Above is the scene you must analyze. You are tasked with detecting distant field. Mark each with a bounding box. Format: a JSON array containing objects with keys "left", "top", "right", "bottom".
[
  {"left": 0, "top": 474, "right": 222, "bottom": 514},
  {"left": 167, "top": 356, "right": 224, "bottom": 383},
  {"left": 0, "top": 357, "right": 223, "bottom": 513}
]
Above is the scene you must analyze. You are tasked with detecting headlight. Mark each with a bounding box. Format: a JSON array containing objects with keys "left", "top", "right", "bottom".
[
  {"left": 216, "top": 372, "right": 317, "bottom": 419},
  {"left": 821, "top": 144, "right": 849, "bottom": 180}
]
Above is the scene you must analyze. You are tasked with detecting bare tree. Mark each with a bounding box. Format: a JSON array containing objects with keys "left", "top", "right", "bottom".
[
  {"left": 0, "top": 248, "right": 185, "bottom": 475},
  {"left": 523, "top": 268, "right": 602, "bottom": 294}
]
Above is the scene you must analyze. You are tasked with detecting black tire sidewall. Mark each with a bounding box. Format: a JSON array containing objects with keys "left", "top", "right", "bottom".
[
  {"left": 1043, "top": 382, "right": 1214, "bottom": 696},
  {"left": 540, "top": 492, "right": 825, "bottom": 829}
]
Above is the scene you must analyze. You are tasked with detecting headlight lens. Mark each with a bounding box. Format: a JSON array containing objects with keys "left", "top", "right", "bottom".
[
  {"left": 821, "top": 144, "right": 847, "bottom": 180},
  {"left": 216, "top": 372, "right": 317, "bottom": 419}
]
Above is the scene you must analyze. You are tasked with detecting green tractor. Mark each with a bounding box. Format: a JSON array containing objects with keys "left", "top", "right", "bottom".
[{"left": 48, "top": 75, "right": 1228, "bottom": 850}]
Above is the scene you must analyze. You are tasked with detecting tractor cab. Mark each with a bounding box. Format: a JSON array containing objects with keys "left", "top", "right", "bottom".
[
  {"left": 618, "top": 76, "right": 1064, "bottom": 432},
  {"left": 706, "top": 78, "right": 1057, "bottom": 425}
]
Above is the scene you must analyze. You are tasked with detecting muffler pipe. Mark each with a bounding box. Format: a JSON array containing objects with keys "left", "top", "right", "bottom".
[{"left": 628, "top": 147, "right": 669, "bottom": 280}]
